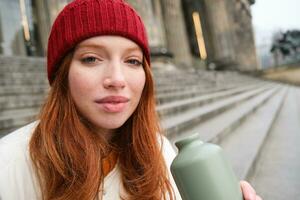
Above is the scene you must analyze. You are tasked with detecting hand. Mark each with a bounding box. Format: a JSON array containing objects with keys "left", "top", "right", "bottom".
[{"left": 240, "top": 181, "right": 262, "bottom": 200}]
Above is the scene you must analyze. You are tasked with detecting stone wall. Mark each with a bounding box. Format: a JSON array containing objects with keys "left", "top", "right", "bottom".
[
  {"left": 127, "top": 0, "right": 193, "bottom": 67},
  {"left": 180, "top": 0, "right": 258, "bottom": 70},
  {"left": 225, "top": 0, "right": 258, "bottom": 70}
]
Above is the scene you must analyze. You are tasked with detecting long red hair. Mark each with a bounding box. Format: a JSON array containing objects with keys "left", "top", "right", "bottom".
[{"left": 29, "top": 52, "right": 175, "bottom": 200}]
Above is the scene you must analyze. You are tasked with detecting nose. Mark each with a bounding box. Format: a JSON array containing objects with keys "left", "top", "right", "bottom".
[{"left": 103, "top": 61, "right": 126, "bottom": 89}]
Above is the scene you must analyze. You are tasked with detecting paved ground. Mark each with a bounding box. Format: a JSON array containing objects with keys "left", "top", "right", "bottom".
[
  {"left": 249, "top": 86, "right": 300, "bottom": 199},
  {"left": 263, "top": 66, "right": 300, "bottom": 86}
]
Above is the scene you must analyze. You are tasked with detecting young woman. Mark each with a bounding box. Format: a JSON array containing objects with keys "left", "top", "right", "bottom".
[{"left": 0, "top": 0, "right": 262, "bottom": 199}]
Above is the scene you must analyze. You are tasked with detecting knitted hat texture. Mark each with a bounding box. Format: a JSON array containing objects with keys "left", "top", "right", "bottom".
[{"left": 47, "top": 0, "right": 149, "bottom": 84}]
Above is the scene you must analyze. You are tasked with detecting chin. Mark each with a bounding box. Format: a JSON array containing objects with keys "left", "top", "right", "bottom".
[{"left": 94, "top": 120, "right": 127, "bottom": 130}]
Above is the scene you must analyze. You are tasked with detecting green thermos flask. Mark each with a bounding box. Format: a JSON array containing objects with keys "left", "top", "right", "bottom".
[{"left": 170, "top": 134, "right": 243, "bottom": 200}]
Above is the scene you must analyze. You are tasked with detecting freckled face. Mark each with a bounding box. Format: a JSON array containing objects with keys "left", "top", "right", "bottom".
[{"left": 68, "top": 36, "right": 146, "bottom": 138}]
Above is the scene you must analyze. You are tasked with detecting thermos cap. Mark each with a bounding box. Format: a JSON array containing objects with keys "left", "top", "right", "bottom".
[{"left": 175, "top": 133, "right": 203, "bottom": 150}]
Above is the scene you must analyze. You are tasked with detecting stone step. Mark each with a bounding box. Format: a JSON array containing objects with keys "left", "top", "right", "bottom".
[
  {"left": 154, "top": 77, "right": 264, "bottom": 95},
  {"left": 0, "top": 94, "right": 46, "bottom": 110},
  {"left": 218, "top": 86, "right": 287, "bottom": 180},
  {"left": 153, "top": 72, "right": 204, "bottom": 80},
  {"left": 0, "top": 72, "right": 46, "bottom": 79},
  {"left": 248, "top": 86, "right": 300, "bottom": 200},
  {"left": 168, "top": 85, "right": 282, "bottom": 143},
  {"left": 178, "top": 85, "right": 282, "bottom": 143},
  {"left": 155, "top": 82, "right": 239, "bottom": 96},
  {"left": 154, "top": 76, "right": 257, "bottom": 87},
  {"left": 0, "top": 107, "right": 39, "bottom": 135},
  {"left": 162, "top": 84, "right": 274, "bottom": 136},
  {"left": 155, "top": 82, "right": 209, "bottom": 89},
  {"left": 0, "top": 128, "right": 15, "bottom": 138},
  {"left": 0, "top": 107, "right": 40, "bottom": 121},
  {"left": 153, "top": 70, "right": 257, "bottom": 84},
  {"left": 154, "top": 73, "right": 257, "bottom": 84},
  {"left": 157, "top": 83, "right": 266, "bottom": 118},
  {"left": 170, "top": 87, "right": 280, "bottom": 143},
  {"left": 155, "top": 82, "right": 212, "bottom": 94},
  {"left": 0, "top": 65, "right": 44, "bottom": 72},
  {"left": 156, "top": 85, "right": 239, "bottom": 105},
  {"left": 167, "top": 85, "right": 287, "bottom": 194},
  {"left": 0, "top": 56, "right": 45, "bottom": 72},
  {"left": 154, "top": 77, "right": 208, "bottom": 87},
  {"left": 0, "top": 76, "right": 48, "bottom": 86},
  {"left": 0, "top": 85, "right": 49, "bottom": 96},
  {"left": 153, "top": 70, "right": 199, "bottom": 79},
  {"left": 196, "top": 71, "right": 258, "bottom": 82}
]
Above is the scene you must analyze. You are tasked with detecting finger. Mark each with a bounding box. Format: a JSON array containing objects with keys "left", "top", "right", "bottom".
[
  {"left": 240, "top": 181, "right": 256, "bottom": 200},
  {"left": 256, "top": 195, "right": 263, "bottom": 200}
]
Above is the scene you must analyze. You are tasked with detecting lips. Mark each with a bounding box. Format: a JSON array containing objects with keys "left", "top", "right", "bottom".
[{"left": 95, "top": 96, "right": 129, "bottom": 113}]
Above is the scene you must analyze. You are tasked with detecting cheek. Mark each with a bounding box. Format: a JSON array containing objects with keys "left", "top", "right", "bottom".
[
  {"left": 69, "top": 72, "right": 83, "bottom": 94},
  {"left": 68, "top": 68, "right": 94, "bottom": 100},
  {"left": 131, "top": 71, "right": 146, "bottom": 96}
]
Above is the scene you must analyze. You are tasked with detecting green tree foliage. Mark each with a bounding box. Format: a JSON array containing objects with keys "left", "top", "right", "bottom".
[{"left": 270, "top": 30, "right": 300, "bottom": 57}]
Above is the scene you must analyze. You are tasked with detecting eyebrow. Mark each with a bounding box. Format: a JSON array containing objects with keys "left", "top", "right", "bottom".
[{"left": 76, "top": 43, "right": 105, "bottom": 50}]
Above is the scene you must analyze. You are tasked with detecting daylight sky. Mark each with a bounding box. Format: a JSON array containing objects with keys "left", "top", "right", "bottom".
[{"left": 251, "top": 0, "right": 300, "bottom": 45}]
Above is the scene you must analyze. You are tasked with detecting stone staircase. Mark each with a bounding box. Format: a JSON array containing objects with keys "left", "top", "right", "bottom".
[
  {"left": 0, "top": 55, "right": 48, "bottom": 135},
  {"left": 1, "top": 55, "right": 300, "bottom": 199},
  {"left": 153, "top": 68, "right": 299, "bottom": 199}
]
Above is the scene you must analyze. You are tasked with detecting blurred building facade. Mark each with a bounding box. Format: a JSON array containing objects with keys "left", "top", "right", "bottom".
[{"left": 0, "top": 0, "right": 258, "bottom": 71}]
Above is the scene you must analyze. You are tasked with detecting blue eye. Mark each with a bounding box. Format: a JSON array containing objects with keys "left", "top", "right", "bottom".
[
  {"left": 81, "top": 56, "right": 97, "bottom": 64},
  {"left": 127, "top": 59, "right": 142, "bottom": 66}
]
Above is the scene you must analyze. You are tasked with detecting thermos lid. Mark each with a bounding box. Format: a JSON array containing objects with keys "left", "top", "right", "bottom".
[{"left": 175, "top": 133, "right": 203, "bottom": 150}]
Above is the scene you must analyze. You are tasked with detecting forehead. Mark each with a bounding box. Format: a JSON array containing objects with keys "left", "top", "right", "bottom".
[{"left": 76, "top": 35, "right": 143, "bottom": 54}]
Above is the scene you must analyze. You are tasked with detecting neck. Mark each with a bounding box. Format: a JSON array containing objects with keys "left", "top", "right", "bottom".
[{"left": 99, "top": 128, "right": 116, "bottom": 143}]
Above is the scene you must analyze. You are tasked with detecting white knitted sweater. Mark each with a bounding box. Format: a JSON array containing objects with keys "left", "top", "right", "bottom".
[{"left": 0, "top": 122, "right": 181, "bottom": 200}]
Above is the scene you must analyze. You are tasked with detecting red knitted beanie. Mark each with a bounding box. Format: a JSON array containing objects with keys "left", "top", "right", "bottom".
[{"left": 47, "top": 0, "right": 150, "bottom": 84}]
